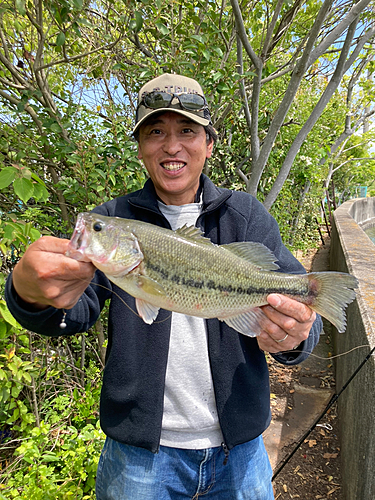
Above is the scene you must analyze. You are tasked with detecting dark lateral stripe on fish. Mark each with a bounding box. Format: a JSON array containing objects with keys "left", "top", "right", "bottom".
[
  {"left": 146, "top": 262, "right": 311, "bottom": 297},
  {"left": 68, "top": 213, "right": 358, "bottom": 333}
]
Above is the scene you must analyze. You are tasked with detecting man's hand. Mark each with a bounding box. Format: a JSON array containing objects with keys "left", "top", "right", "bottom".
[
  {"left": 257, "top": 294, "right": 316, "bottom": 353},
  {"left": 12, "top": 236, "right": 96, "bottom": 311}
]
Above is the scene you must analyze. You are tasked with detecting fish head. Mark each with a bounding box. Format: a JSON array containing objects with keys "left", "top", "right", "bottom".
[{"left": 66, "top": 213, "right": 143, "bottom": 277}]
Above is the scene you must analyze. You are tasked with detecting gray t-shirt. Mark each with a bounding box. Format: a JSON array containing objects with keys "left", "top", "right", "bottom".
[{"left": 158, "top": 200, "right": 224, "bottom": 449}]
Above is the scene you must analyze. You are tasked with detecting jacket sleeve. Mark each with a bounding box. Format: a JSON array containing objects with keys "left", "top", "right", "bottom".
[
  {"left": 244, "top": 196, "right": 323, "bottom": 365},
  {"left": 4, "top": 269, "right": 112, "bottom": 337}
]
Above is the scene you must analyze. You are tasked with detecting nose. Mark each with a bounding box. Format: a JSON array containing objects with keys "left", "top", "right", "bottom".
[{"left": 162, "top": 132, "right": 182, "bottom": 156}]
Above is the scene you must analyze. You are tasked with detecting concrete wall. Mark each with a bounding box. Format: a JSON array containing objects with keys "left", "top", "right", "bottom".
[{"left": 330, "top": 199, "right": 375, "bottom": 500}]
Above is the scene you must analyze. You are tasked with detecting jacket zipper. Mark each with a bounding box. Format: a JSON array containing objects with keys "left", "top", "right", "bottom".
[{"left": 221, "top": 442, "right": 230, "bottom": 465}]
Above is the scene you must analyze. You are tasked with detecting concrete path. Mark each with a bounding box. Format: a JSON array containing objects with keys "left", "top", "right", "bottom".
[{"left": 263, "top": 243, "right": 335, "bottom": 471}]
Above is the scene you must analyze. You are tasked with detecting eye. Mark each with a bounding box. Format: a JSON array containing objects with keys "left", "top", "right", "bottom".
[{"left": 93, "top": 222, "right": 103, "bottom": 232}]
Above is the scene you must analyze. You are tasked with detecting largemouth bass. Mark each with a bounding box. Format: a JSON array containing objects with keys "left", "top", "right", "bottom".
[{"left": 66, "top": 212, "right": 358, "bottom": 336}]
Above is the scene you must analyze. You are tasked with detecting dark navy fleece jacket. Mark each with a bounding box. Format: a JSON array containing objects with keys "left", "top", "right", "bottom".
[{"left": 5, "top": 174, "right": 322, "bottom": 452}]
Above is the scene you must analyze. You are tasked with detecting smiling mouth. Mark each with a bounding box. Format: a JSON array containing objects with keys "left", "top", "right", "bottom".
[{"left": 161, "top": 162, "right": 186, "bottom": 172}]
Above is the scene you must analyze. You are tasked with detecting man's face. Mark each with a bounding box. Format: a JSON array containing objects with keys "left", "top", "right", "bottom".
[{"left": 137, "top": 112, "right": 213, "bottom": 205}]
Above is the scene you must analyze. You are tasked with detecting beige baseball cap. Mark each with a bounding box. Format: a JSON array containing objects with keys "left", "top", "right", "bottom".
[{"left": 133, "top": 73, "right": 212, "bottom": 134}]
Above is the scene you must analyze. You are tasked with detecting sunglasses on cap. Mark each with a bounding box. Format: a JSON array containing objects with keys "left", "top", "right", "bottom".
[{"left": 137, "top": 91, "right": 208, "bottom": 112}]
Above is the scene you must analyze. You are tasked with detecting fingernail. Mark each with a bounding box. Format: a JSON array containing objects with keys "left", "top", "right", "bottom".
[{"left": 267, "top": 294, "right": 281, "bottom": 307}]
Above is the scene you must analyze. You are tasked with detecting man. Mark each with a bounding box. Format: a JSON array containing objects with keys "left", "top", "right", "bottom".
[{"left": 6, "top": 74, "right": 322, "bottom": 499}]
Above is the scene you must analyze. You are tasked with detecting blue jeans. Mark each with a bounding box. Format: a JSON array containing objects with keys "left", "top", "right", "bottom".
[{"left": 95, "top": 436, "right": 274, "bottom": 499}]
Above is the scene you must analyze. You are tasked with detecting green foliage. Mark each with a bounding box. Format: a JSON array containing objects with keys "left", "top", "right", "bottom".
[
  {"left": 0, "top": 320, "right": 105, "bottom": 498},
  {"left": 0, "top": 219, "right": 106, "bottom": 497}
]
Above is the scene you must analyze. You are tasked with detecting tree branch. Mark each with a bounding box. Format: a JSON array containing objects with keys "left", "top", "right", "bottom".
[
  {"left": 264, "top": 11, "right": 358, "bottom": 210},
  {"left": 261, "top": 0, "right": 284, "bottom": 60},
  {"left": 309, "top": 0, "right": 373, "bottom": 65},
  {"left": 37, "top": 37, "right": 123, "bottom": 72},
  {"left": 230, "top": 0, "right": 262, "bottom": 70},
  {"left": 236, "top": 35, "right": 251, "bottom": 132},
  {"left": 248, "top": 0, "right": 334, "bottom": 197}
]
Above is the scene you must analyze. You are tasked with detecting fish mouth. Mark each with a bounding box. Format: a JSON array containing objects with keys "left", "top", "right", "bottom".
[
  {"left": 66, "top": 213, "right": 91, "bottom": 260},
  {"left": 160, "top": 161, "right": 186, "bottom": 172}
]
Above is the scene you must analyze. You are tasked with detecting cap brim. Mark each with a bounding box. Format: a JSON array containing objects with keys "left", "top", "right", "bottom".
[{"left": 133, "top": 108, "right": 210, "bottom": 135}]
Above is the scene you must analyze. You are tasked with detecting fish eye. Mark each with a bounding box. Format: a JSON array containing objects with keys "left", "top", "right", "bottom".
[{"left": 93, "top": 222, "right": 103, "bottom": 232}]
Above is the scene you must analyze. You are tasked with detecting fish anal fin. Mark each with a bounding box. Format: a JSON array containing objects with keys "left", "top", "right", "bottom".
[
  {"left": 135, "top": 298, "right": 160, "bottom": 324},
  {"left": 219, "top": 307, "right": 265, "bottom": 337},
  {"left": 222, "top": 242, "right": 279, "bottom": 270}
]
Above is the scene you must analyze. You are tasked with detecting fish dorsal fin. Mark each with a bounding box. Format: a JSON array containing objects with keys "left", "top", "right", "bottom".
[
  {"left": 175, "top": 225, "right": 213, "bottom": 245},
  {"left": 222, "top": 242, "right": 279, "bottom": 270}
]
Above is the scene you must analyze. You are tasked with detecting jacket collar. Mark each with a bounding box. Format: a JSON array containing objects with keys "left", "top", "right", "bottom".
[
  {"left": 200, "top": 174, "right": 232, "bottom": 213},
  {"left": 129, "top": 174, "right": 232, "bottom": 215}
]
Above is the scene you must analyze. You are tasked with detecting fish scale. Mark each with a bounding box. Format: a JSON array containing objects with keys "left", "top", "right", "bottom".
[
  {"left": 136, "top": 227, "right": 309, "bottom": 317},
  {"left": 66, "top": 213, "right": 359, "bottom": 336}
]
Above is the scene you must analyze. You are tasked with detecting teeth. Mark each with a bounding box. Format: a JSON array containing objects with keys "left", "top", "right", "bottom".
[{"left": 161, "top": 162, "right": 185, "bottom": 171}]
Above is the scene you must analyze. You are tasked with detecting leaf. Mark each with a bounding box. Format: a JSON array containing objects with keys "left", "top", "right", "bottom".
[
  {"left": 0, "top": 321, "right": 7, "bottom": 339},
  {"left": 33, "top": 183, "right": 49, "bottom": 202},
  {"left": 14, "top": 19, "right": 22, "bottom": 32},
  {"left": 156, "top": 22, "right": 169, "bottom": 35},
  {"left": 191, "top": 34, "right": 205, "bottom": 44},
  {"left": 134, "top": 11, "right": 143, "bottom": 32},
  {"left": 50, "top": 123, "right": 62, "bottom": 133},
  {"left": 305, "top": 439, "right": 317, "bottom": 448},
  {"left": 56, "top": 32, "right": 66, "bottom": 46},
  {"left": 217, "top": 82, "right": 230, "bottom": 93},
  {"left": 202, "top": 49, "right": 211, "bottom": 61},
  {"left": 30, "top": 172, "right": 47, "bottom": 187},
  {"left": 18, "top": 166, "right": 32, "bottom": 179},
  {"left": 72, "top": 0, "right": 83, "bottom": 9},
  {"left": 30, "top": 227, "right": 42, "bottom": 241},
  {"left": 0, "top": 302, "right": 18, "bottom": 328},
  {"left": 13, "top": 177, "right": 34, "bottom": 203},
  {"left": 77, "top": 17, "right": 94, "bottom": 27},
  {"left": 139, "top": 69, "right": 153, "bottom": 79},
  {"left": 72, "top": 22, "right": 81, "bottom": 37},
  {"left": 41, "top": 453, "right": 60, "bottom": 462},
  {"left": 17, "top": 100, "right": 27, "bottom": 112},
  {"left": 15, "top": 0, "right": 26, "bottom": 15},
  {"left": 113, "top": 62, "right": 127, "bottom": 71},
  {"left": 212, "top": 71, "right": 224, "bottom": 82},
  {"left": 323, "top": 453, "right": 338, "bottom": 459},
  {"left": 0, "top": 167, "right": 16, "bottom": 189}
]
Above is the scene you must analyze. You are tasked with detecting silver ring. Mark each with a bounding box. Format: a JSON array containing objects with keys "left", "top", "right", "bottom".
[{"left": 275, "top": 333, "right": 288, "bottom": 343}]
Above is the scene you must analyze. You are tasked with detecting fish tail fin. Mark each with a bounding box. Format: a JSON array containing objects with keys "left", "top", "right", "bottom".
[{"left": 307, "top": 272, "right": 358, "bottom": 333}]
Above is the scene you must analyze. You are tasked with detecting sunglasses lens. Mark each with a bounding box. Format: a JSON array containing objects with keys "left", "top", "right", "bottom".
[
  {"left": 143, "top": 92, "right": 172, "bottom": 109},
  {"left": 179, "top": 93, "right": 206, "bottom": 110}
]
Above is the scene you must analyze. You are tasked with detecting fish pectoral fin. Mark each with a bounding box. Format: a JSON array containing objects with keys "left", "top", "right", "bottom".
[
  {"left": 135, "top": 276, "right": 166, "bottom": 296},
  {"left": 219, "top": 307, "right": 265, "bottom": 337},
  {"left": 222, "top": 242, "right": 279, "bottom": 270},
  {"left": 135, "top": 298, "right": 160, "bottom": 324}
]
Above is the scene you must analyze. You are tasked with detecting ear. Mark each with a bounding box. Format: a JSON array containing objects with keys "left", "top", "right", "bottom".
[{"left": 137, "top": 144, "right": 143, "bottom": 160}]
